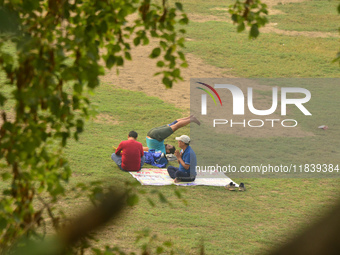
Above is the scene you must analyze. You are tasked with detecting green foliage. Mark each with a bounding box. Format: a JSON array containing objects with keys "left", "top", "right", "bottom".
[
  {"left": 0, "top": 0, "right": 187, "bottom": 252},
  {"left": 229, "top": 0, "right": 269, "bottom": 38}
]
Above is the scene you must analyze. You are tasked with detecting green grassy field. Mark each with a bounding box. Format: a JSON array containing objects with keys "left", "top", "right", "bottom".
[
  {"left": 1, "top": 0, "right": 340, "bottom": 254},
  {"left": 59, "top": 84, "right": 340, "bottom": 254},
  {"left": 271, "top": 0, "right": 340, "bottom": 32},
  {"left": 67, "top": 0, "right": 340, "bottom": 253},
  {"left": 184, "top": 21, "right": 340, "bottom": 77}
]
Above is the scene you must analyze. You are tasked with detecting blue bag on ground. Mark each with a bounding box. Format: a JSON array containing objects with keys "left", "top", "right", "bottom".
[{"left": 144, "top": 149, "right": 168, "bottom": 168}]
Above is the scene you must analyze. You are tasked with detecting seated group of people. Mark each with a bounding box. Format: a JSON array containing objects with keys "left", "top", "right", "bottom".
[{"left": 111, "top": 116, "right": 200, "bottom": 183}]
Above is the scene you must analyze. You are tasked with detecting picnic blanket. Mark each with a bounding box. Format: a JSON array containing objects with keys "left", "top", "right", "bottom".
[{"left": 129, "top": 168, "right": 238, "bottom": 186}]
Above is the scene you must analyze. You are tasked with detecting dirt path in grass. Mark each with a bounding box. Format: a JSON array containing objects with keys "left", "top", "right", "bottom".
[
  {"left": 265, "top": 0, "right": 306, "bottom": 5},
  {"left": 100, "top": 42, "right": 231, "bottom": 111},
  {"left": 98, "top": 0, "right": 320, "bottom": 137},
  {"left": 190, "top": 12, "right": 339, "bottom": 38},
  {"left": 0, "top": 0, "right": 316, "bottom": 137},
  {"left": 100, "top": 42, "right": 314, "bottom": 138},
  {"left": 102, "top": 0, "right": 326, "bottom": 111},
  {"left": 189, "top": 0, "right": 339, "bottom": 39}
]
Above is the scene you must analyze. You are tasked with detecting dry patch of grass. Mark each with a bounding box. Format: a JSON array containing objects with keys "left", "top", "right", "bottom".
[{"left": 92, "top": 113, "right": 120, "bottom": 125}]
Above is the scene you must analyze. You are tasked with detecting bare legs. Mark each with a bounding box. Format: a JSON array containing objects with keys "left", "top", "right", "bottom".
[
  {"left": 173, "top": 116, "right": 191, "bottom": 122},
  {"left": 169, "top": 115, "right": 200, "bottom": 132}
]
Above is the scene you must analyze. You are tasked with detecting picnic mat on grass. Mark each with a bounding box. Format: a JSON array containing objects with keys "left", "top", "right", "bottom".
[{"left": 129, "top": 168, "right": 238, "bottom": 186}]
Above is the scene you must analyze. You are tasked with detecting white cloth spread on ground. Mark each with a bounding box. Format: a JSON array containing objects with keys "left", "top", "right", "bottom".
[{"left": 129, "top": 168, "right": 238, "bottom": 186}]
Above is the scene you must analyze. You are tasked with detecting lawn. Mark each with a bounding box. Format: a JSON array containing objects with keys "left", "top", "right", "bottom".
[
  {"left": 184, "top": 21, "right": 340, "bottom": 77},
  {"left": 271, "top": 0, "right": 340, "bottom": 33},
  {"left": 59, "top": 84, "right": 340, "bottom": 254},
  {"left": 1, "top": 0, "right": 340, "bottom": 254}
]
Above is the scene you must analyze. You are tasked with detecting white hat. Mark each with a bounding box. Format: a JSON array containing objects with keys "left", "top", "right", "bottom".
[{"left": 175, "top": 135, "right": 190, "bottom": 144}]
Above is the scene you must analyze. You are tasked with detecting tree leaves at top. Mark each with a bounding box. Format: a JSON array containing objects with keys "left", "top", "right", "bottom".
[{"left": 229, "top": 0, "right": 269, "bottom": 39}]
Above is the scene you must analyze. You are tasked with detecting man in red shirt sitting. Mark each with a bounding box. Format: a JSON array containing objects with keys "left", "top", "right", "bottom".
[{"left": 111, "top": 131, "right": 145, "bottom": 171}]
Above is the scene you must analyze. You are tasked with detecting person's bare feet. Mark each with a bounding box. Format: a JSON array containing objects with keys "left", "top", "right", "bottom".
[
  {"left": 174, "top": 178, "right": 180, "bottom": 183},
  {"left": 190, "top": 115, "right": 201, "bottom": 125}
]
